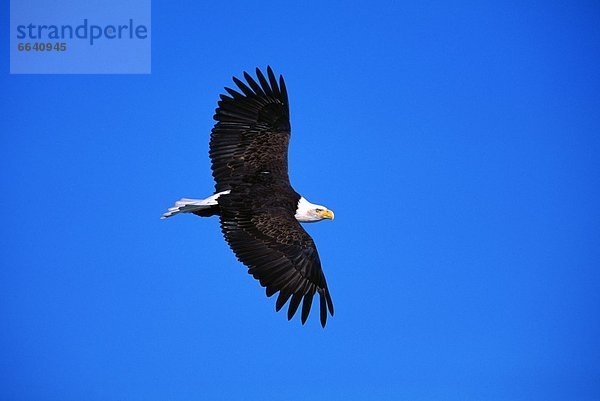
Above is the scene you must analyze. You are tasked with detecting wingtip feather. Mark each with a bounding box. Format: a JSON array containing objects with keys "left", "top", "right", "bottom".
[
  {"left": 287, "top": 293, "right": 302, "bottom": 320},
  {"left": 276, "top": 291, "right": 292, "bottom": 312},
  {"left": 319, "top": 292, "right": 327, "bottom": 327}
]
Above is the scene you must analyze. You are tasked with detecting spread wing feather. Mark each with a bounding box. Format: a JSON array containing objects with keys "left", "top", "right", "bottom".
[
  {"left": 210, "top": 66, "right": 291, "bottom": 193},
  {"left": 218, "top": 186, "right": 334, "bottom": 327}
]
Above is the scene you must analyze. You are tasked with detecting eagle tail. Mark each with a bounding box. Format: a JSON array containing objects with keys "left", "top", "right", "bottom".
[{"left": 161, "top": 190, "right": 230, "bottom": 219}]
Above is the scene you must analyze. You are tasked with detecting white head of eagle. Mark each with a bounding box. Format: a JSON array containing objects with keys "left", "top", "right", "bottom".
[{"left": 294, "top": 197, "right": 335, "bottom": 222}]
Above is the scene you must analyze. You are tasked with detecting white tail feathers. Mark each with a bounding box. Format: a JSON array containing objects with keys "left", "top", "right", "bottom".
[{"left": 161, "top": 190, "right": 230, "bottom": 219}]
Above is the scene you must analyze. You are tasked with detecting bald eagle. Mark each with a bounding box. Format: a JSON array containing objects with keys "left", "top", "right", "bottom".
[{"left": 162, "top": 67, "right": 335, "bottom": 327}]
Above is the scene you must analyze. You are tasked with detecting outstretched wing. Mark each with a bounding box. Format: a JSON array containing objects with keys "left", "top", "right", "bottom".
[
  {"left": 218, "top": 183, "right": 334, "bottom": 327},
  {"left": 210, "top": 66, "right": 291, "bottom": 193}
]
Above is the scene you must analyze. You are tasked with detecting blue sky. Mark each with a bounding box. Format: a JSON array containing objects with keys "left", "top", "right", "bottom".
[{"left": 2, "top": 1, "right": 599, "bottom": 400}]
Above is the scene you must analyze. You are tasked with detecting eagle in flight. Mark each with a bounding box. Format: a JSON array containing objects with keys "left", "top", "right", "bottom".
[{"left": 162, "top": 67, "right": 335, "bottom": 327}]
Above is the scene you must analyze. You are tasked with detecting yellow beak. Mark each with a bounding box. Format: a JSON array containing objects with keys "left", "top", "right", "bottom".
[{"left": 320, "top": 209, "right": 335, "bottom": 220}]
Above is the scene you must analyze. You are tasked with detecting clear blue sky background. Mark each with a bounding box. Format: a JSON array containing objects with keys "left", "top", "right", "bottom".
[{"left": 1, "top": 1, "right": 599, "bottom": 400}]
